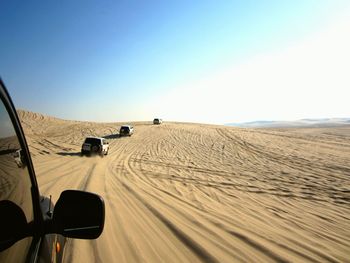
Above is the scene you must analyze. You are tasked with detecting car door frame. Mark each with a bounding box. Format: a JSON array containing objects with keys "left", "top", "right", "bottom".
[{"left": 0, "top": 79, "right": 44, "bottom": 262}]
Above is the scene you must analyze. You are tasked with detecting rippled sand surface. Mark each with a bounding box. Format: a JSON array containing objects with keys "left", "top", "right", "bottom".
[{"left": 19, "top": 110, "right": 350, "bottom": 262}]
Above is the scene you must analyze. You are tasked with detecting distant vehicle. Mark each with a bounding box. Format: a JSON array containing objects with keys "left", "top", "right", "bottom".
[
  {"left": 0, "top": 79, "right": 105, "bottom": 263},
  {"left": 119, "top": 125, "right": 134, "bottom": 136},
  {"left": 81, "top": 137, "right": 109, "bottom": 156},
  {"left": 153, "top": 118, "right": 163, "bottom": 125},
  {"left": 13, "top": 149, "right": 24, "bottom": 167}
]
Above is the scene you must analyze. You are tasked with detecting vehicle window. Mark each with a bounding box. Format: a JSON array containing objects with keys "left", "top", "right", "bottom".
[
  {"left": 84, "top": 138, "right": 100, "bottom": 145},
  {"left": 0, "top": 99, "right": 34, "bottom": 263}
]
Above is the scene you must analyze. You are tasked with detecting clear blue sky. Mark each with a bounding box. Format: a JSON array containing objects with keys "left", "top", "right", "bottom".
[{"left": 1, "top": 1, "right": 349, "bottom": 123}]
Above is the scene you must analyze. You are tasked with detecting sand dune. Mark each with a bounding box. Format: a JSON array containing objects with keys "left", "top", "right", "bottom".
[
  {"left": 227, "top": 118, "right": 350, "bottom": 128},
  {"left": 18, "top": 110, "right": 350, "bottom": 262}
]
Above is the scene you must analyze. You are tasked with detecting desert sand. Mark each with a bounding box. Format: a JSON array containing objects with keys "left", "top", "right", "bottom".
[{"left": 18, "top": 110, "right": 350, "bottom": 262}]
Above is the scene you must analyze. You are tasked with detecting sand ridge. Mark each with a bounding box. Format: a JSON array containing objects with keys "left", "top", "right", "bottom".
[{"left": 18, "top": 110, "right": 350, "bottom": 262}]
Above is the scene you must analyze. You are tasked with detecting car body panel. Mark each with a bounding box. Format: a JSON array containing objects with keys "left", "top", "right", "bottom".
[{"left": 37, "top": 196, "right": 66, "bottom": 263}]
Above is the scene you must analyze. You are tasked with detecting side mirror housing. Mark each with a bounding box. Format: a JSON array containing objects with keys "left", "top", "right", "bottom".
[{"left": 52, "top": 190, "right": 105, "bottom": 239}]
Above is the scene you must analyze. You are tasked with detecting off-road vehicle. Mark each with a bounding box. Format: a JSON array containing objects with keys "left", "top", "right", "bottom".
[
  {"left": 81, "top": 137, "right": 109, "bottom": 156},
  {"left": 119, "top": 125, "right": 134, "bottom": 136},
  {"left": 153, "top": 118, "right": 163, "bottom": 125},
  {"left": 13, "top": 149, "right": 24, "bottom": 167}
]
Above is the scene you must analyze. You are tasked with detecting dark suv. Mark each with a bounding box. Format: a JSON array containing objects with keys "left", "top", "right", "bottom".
[{"left": 0, "top": 79, "right": 105, "bottom": 262}]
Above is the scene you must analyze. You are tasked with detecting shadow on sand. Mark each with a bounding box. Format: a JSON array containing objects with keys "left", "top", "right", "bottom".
[
  {"left": 103, "top": 134, "right": 120, "bottom": 139},
  {"left": 56, "top": 152, "right": 82, "bottom": 156}
]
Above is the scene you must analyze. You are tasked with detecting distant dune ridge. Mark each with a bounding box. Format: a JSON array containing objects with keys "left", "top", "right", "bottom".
[
  {"left": 17, "top": 109, "right": 350, "bottom": 262},
  {"left": 227, "top": 118, "right": 350, "bottom": 128}
]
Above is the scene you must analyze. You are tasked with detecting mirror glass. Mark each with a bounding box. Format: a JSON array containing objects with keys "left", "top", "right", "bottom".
[{"left": 53, "top": 190, "right": 105, "bottom": 239}]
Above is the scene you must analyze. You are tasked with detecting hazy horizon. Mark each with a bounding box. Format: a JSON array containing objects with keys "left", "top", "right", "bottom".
[
  {"left": 16, "top": 108, "right": 349, "bottom": 128},
  {"left": 1, "top": 1, "right": 350, "bottom": 124}
]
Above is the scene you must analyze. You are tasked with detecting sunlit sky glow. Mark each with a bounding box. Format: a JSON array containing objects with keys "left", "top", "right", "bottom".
[{"left": 1, "top": 1, "right": 349, "bottom": 124}]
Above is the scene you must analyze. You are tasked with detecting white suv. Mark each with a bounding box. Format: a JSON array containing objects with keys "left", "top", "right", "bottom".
[
  {"left": 81, "top": 137, "right": 109, "bottom": 156},
  {"left": 13, "top": 149, "right": 24, "bottom": 167},
  {"left": 153, "top": 118, "right": 163, "bottom": 125},
  {"left": 119, "top": 125, "right": 134, "bottom": 136}
]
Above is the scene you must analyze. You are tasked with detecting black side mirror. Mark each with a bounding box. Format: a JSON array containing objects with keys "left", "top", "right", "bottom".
[{"left": 52, "top": 190, "right": 105, "bottom": 239}]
